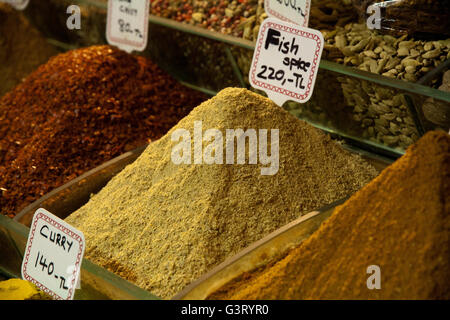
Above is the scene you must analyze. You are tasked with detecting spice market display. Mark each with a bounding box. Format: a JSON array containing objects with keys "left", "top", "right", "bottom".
[{"left": 0, "top": 0, "right": 449, "bottom": 304}]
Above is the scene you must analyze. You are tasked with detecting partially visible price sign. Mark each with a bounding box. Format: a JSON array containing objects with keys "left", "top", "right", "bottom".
[
  {"left": 0, "top": 0, "right": 29, "bottom": 10},
  {"left": 265, "top": 0, "right": 310, "bottom": 26},
  {"left": 106, "top": 0, "right": 150, "bottom": 53},
  {"left": 249, "top": 18, "right": 324, "bottom": 106},
  {"left": 21, "top": 208, "right": 85, "bottom": 300}
]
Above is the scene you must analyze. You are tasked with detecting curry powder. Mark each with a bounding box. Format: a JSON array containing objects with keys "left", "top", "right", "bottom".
[{"left": 209, "top": 130, "right": 450, "bottom": 300}]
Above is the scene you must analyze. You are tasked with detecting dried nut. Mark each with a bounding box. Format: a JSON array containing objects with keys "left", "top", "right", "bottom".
[
  {"left": 354, "top": 104, "right": 365, "bottom": 113},
  {"left": 382, "top": 45, "right": 396, "bottom": 54},
  {"left": 351, "top": 38, "right": 370, "bottom": 53},
  {"left": 383, "top": 35, "right": 397, "bottom": 43},
  {"left": 397, "top": 47, "right": 410, "bottom": 57},
  {"left": 252, "top": 25, "right": 260, "bottom": 40},
  {"left": 352, "top": 93, "right": 368, "bottom": 106},
  {"left": 335, "top": 35, "right": 347, "bottom": 49},
  {"left": 404, "top": 73, "right": 417, "bottom": 82},
  {"left": 376, "top": 57, "right": 388, "bottom": 74},
  {"left": 392, "top": 95, "right": 403, "bottom": 107},
  {"left": 243, "top": 24, "right": 252, "bottom": 39},
  {"left": 341, "top": 46, "right": 354, "bottom": 56},
  {"left": 383, "top": 99, "right": 394, "bottom": 107},
  {"left": 374, "top": 46, "right": 383, "bottom": 54},
  {"left": 404, "top": 117, "right": 415, "bottom": 126},
  {"left": 389, "top": 122, "right": 399, "bottom": 134},
  {"left": 400, "top": 135, "right": 414, "bottom": 146},
  {"left": 423, "top": 42, "right": 434, "bottom": 51},
  {"left": 409, "top": 49, "right": 420, "bottom": 58},
  {"left": 405, "top": 66, "right": 416, "bottom": 74},
  {"left": 402, "top": 58, "right": 421, "bottom": 68},
  {"left": 422, "top": 48, "right": 441, "bottom": 59},
  {"left": 363, "top": 50, "right": 377, "bottom": 58},
  {"left": 382, "top": 135, "right": 399, "bottom": 146},
  {"left": 368, "top": 59, "right": 378, "bottom": 73},
  {"left": 372, "top": 103, "right": 390, "bottom": 114},
  {"left": 382, "top": 71, "right": 396, "bottom": 78},
  {"left": 375, "top": 123, "right": 389, "bottom": 135},
  {"left": 383, "top": 113, "right": 396, "bottom": 121},
  {"left": 376, "top": 87, "right": 393, "bottom": 100},
  {"left": 398, "top": 41, "right": 415, "bottom": 49},
  {"left": 350, "top": 56, "right": 361, "bottom": 65},
  {"left": 385, "top": 57, "right": 401, "bottom": 70}
]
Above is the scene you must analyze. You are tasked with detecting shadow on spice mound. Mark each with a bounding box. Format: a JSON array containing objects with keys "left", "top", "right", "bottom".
[
  {"left": 0, "top": 3, "right": 60, "bottom": 98},
  {"left": 207, "top": 130, "right": 450, "bottom": 300},
  {"left": 0, "top": 44, "right": 208, "bottom": 218},
  {"left": 65, "top": 87, "right": 379, "bottom": 299}
]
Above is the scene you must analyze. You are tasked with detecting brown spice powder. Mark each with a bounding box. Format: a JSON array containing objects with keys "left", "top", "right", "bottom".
[
  {"left": 66, "top": 88, "right": 378, "bottom": 299},
  {"left": 0, "top": 3, "right": 59, "bottom": 98},
  {"left": 209, "top": 130, "right": 450, "bottom": 300}
]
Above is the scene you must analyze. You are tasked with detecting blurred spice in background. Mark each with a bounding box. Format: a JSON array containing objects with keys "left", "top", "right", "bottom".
[
  {"left": 0, "top": 45, "right": 208, "bottom": 218},
  {"left": 0, "top": 3, "right": 59, "bottom": 97},
  {"left": 209, "top": 130, "right": 450, "bottom": 300}
]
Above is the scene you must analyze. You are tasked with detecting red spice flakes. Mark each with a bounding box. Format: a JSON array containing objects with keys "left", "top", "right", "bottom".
[{"left": 0, "top": 45, "right": 208, "bottom": 218}]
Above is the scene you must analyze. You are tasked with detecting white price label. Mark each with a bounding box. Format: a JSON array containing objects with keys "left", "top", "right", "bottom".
[
  {"left": 106, "top": 0, "right": 150, "bottom": 53},
  {"left": 0, "top": 0, "right": 29, "bottom": 10},
  {"left": 265, "top": 0, "right": 310, "bottom": 26},
  {"left": 249, "top": 18, "right": 323, "bottom": 106},
  {"left": 21, "top": 208, "right": 85, "bottom": 300}
]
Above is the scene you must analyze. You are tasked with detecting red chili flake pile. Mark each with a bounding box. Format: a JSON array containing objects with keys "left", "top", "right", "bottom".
[{"left": 0, "top": 45, "right": 208, "bottom": 218}]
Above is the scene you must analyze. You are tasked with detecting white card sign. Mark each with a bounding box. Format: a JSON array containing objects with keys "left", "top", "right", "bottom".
[
  {"left": 265, "top": 0, "right": 310, "bottom": 26},
  {"left": 0, "top": 0, "right": 29, "bottom": 10},
  {"left": 249, "top": 18, "right": 324, "bottom": 106},
  {"left": 106, "top": 0, "right": 150, "bottom": 53},
  {"left": 21, "top": 208, "right": 85, "bottom": 300}
]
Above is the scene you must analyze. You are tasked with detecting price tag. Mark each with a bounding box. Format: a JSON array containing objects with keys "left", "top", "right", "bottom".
[
  {"left": 0, "top": 0, "right": 29, "bottom": 10},
  {"left": 21, "top": 208, "right": 85, "bottom": 300},
  {"left": 249, "top": 18, "right": 323, "bottom": 106},
  {"left": 265, "top": 0, "right": 310, "bottom": 26},
  {"left": 106, "top": 0, "right": 150, "bottom": 53}
]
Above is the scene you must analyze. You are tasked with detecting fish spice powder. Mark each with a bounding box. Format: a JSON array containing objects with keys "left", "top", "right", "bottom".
[
  {"left": 66, "top": 88, "right": 378, "bottom": 299},
  {"left": 0, "top": 45, "right": 208, "bottom": 217}
]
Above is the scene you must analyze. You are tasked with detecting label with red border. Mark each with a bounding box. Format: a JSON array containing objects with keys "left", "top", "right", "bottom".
[
  {"left": 249, "top": 18, "right": 323, "bottom": 106},
  {"left": 106, "top": 0, "right": 150, "bottom": 53},
  {"left": 0, "top": 0, "right": 29, "bottom": 10},
  {"left": 21, "top": 208, "right": 85, "bottom": 300},
  {"left": 265, "top": 0, "right": 310, "bottom": 26}
]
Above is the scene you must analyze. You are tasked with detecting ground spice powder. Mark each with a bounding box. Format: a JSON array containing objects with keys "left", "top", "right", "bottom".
[
  {"left": 66, "top": 88, "right": 378, "bottom": 299},
  {"left": 209, "top": 130, "right": 450, "bottom": 300},
  {"left": 0, "top": 3, "right": 59, "bottom": 97},
  {"left": 0, "top": 45, "right": 207, "bottom": 217},
  {"left": 0, "top": 279, "right": 52, "bottom": 300}
]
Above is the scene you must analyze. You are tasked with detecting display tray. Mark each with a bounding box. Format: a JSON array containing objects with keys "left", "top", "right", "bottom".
[{"left": 4, "top": 142, "right": 393, "bottom": 300}]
